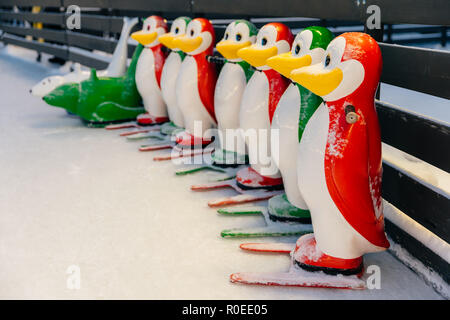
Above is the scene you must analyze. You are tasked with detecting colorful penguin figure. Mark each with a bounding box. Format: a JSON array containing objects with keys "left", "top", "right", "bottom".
[
  {"left": 213, "top": 20, "right": 258, "bottom": 165},
  {"left": 173, "top": 18, "right": 217, "bottom": 147},
  {"left": 216, "top": 27, "right": 334, "bottom": 238},
  {"left": 158, "top": 16, "right": 192, "bottom": 135},
  {"left": 131, "top": 16, "right": 169, "bottom": 126},
  {"left": 289, "top": 32, "right": 389, "bottom": 274},
  {"left": 262, "top": 27, "right": 334, "bottom": 222},
  {"left": 235, "top": 22, "right": 293, "bottom": 190}
]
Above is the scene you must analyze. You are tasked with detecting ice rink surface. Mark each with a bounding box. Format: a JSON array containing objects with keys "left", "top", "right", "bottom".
[{"left": 0, "top": 45, "right": 444, "bottom": 299}]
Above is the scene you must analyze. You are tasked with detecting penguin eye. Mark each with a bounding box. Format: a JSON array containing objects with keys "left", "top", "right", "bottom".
[
  {"left": 224, "top": 32, "right": 229, "bottom": 40},
  {"left": 294, "top": 44, "right": 300, "bottom": 55},
  {"left": 147, "top": 25, "right": 151, "bottom": 31},
  {"left": 236, "top": 33, "right": 242, "bottom": 41},
  {"left": 174, "top": 27, "right": 179, "bottom": 34},
  {"left": 325, "top": 54, "right": 331, "bottom": 67},
  {"left": 190, "top": 29, "right": 195, "bottom": 36},
  {"left": 261, "top": 37, "right": 267, "bottom": 46}
]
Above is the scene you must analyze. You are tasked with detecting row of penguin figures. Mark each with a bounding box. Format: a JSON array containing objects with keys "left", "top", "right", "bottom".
[{"left": 32, "top": 15, "right": 389, "bottom": 289}]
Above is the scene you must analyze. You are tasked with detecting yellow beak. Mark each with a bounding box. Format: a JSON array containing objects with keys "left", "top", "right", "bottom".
[
  {"left": 237, "top": 44, "right": 278, "bottom": 68},
  {"left": 172, "top": 35, "right": 202, "bottom": 53},
  {"left": 266, "top": 53, "right": 312, "bottom": 79},
  {"left": 290, "top": 65, "right": 343, "bottom": 97},
  {"left": 158, "top": 33, "right": 176, "bottom": 49},
  {"left": 216, "top": 40, "right": 252, "bottom": 60},
  {"left": 131, "top": 31, "right": 158, "bottom": 46}
]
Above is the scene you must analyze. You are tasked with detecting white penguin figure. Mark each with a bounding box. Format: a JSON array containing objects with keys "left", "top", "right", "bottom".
[
  {"left": 158, "top": 17, "right": 192, "bottom": 131},
  {"left": 131, "top": 16, "right": 169, "bottom": 126},
  {"left": 213, "top": 20, "right": 257, "bottom": 164},
  {"left": 235, "top": 22, "right": 293, "bottom": 189}
]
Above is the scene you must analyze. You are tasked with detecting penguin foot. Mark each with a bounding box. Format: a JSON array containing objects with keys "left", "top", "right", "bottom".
[
  {"left": 236, "top": 167, "right": 284, "bottom": 191},
  {"left": 267, "top": 194, "right": 311, "bottom": 223},
  {"left": 136, "top": 112, "right": 169, "bottom": 126},
  {"left": 174, "top": 131, "right": 214, "bottom": 148},
  {"left": 293, "top": 234, "right": 364, "bottom": 276}
]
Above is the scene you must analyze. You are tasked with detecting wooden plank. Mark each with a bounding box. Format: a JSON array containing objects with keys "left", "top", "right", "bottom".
[
  {"left": 193, "top": 0, "right": 361, "bottom": 21},
  {"left": 66, "top": 31, "right": 116, "bottom": 53},
  {"left": 380, "top": 43, "right": 450, "bottom": 99},
  {"left": 0, "top": 0, "right": 61, "bottom": 6},
  {"left": 1, "top": 33, "right": 68, "bottom": 58},
  {"left": 377, "top": 101, "right": 450, "bottom": 172},
  {"left": 382, "top": 162, "right": 450, "bottom": 243},
  {"left": 61, "top": 0, "right": 191, "bottom": 12},
  {"left": 193, "top": 0, "right": 450, "bottom": 26},
  {"left": 67, "top": 48, "right": 109, "bottom": 69},
  {"left": 0, "top": 10, "right": 64, "bottom": 25},
  {"left": 0, "top": 24, "right": 66, "bottom": 43},
  {"left": 385, "top": 220, "right": 449, "bottom": 284}
]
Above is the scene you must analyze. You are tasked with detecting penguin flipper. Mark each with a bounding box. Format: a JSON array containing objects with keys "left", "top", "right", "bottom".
[{"left": 325, "top": 117, "right": 389, "bottom": 249}]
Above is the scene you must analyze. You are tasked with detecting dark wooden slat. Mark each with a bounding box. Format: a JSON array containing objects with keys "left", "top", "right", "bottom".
[
  {"left": 385, "top": 220, "right": 449, "bottom": 284},
  {"left": 66, "top": 31, "right": 116, "bottom": 53},
  {"left": 376, "top": 101, "right": 450, "bottom": 172},
  {"left": 382, "top": 162, "right": 450, "bottom": 243},
  {"left": 1, "top": 33, "right": 68, "bottom": 58},
  {"left": 62, "top": 0, "right": 191, "bottom": 12},
  {"left": 0, "top": 24, "right": 65, "bottom": 42},
  {"left": 68, "top": 49, "right": 109, "bottom": 70},
  {"left": 0, "top": 10, "right": 64, "bottom": 25},
  {"left": 368, "top": 0, "right": 450, "bottom": 26},
  {"left": 193, "top": 0, "right": 361, "bottom": 21},
  {"left": 0, "top": 0, "right": 61, "bottom": 6},
  {"left": 380, "top": 43, "right": 450, "bottom": 99},
  {"left": 194, "top": 0, "right": 450, "bottom": 26}
]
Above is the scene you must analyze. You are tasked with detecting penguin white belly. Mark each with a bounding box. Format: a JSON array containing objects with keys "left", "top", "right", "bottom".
[
  {"left": 271, "top": 84, "right": 307, "bottom": 209},
  {"left": 175, "top": 56, "right": 216, "bottom": 135},
  {"left": 240, "top": 71, "right": 280, "bottom": 178},
  {"left": 215, "top": 63, "right": 247, "bottom": 154},
  {"left": 297, "top": 103, "right": 383, "bottom": 259},
  {"left": 161, "top": 52, "right": 184, "bottom": 127},
  {"left": 135, "top": 49, "right": 167, "bottom": 117}
]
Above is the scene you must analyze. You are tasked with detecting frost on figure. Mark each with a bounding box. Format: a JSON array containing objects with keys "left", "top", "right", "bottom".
[{"left": 231, "top": 32, "right": 389, "bottom": 288}]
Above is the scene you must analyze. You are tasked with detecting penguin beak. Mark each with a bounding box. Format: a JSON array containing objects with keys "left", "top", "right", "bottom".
[
  {"left": 158, "top": 33, "right": 176, "bottom": 49},
  {"left": 173, "top": 35, "right": 202, "bottom": 53},
  {"left": 266, "top": 53, "right": 312, "bottom": 79},
  {"left": 216, "top": 40, "right": 252, "bottom": 60},
  {"left": 131, "top": 31, "right": 158, "bottom": 46},
  {"left": 290, "top": 64, "right": 343, "bottom": 96},
  {"left": 237, "top": 44, "right": 278, "bottom": 68}
]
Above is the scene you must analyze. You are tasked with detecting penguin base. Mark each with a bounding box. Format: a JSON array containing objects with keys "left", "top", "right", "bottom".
[
  {"left": 236, "top": 167, "right": 284, "bottom": 191},
  {"left": 160, "top": 121, "right": 183, "bottom": 136},
  {"left": 136, "top": 112, "right": 169, "bottom": 126},
  {"left": 293, "top": 234, "right": 364, "bottom": 276},
  {"left": 231, "top": 242, "right": 366, "bottom": 289},
  {"left": 175, "top": 131, "right": 214, "bottom": 148},
  {"left": 211, "top": 149, "right": 248, "bottom": 168},
  {"left": 267, "top": 194, "right": 311, "bottom": 223}
]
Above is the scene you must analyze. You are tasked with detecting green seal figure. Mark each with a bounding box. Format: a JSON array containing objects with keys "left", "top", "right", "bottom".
[{"left": 43, "top": 44, "right": 145, "bottom": 127}]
